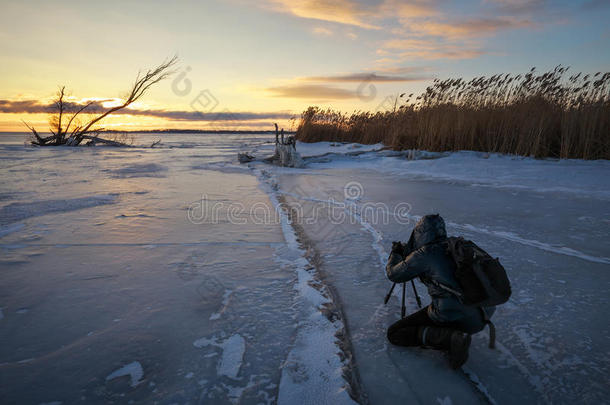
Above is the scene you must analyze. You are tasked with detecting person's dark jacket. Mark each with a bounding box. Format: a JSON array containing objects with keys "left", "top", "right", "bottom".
[{"left": 386, "top": 214, "right": 493, "bottom": 332}]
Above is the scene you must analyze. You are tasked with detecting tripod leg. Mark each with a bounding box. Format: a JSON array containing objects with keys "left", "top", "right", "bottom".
[
  {"left": 411, "top": 280, "right": 422, "bottom": 308},
  {"left": 384, "top": 283, "right": 396, "bottom": 304},
  {"left": 401, "top": 282, "right": 406, "bottom": 318}
]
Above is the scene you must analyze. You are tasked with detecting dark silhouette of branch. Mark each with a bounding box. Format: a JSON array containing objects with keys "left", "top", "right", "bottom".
[
  {"left": 22, "top": 120, "right": 44, "bottom": 145},
  {"left": 74, "top": 56, "right": 178, "bottom": 141},
  {"left": 23, "top": 56, "right": 178, "bottom": 146},
  {"left": 64, "top": 101, "right": 94, "bottom": 136}
]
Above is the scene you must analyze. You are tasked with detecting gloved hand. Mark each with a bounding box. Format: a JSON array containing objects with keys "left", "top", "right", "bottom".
[{"left": 391, "top": 241, "right": 404, "bottom": 255}]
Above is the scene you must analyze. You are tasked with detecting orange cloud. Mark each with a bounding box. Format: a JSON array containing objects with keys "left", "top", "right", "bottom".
[
  {"left": 264, "top": 0, "right": 440, "bottom": 29},
  {"left": 259, "top": 0, "right": 540, "bottom": 65},
  {"left": 383, "top": 0, "right": 440, "bottom": 22},
  {"left": 264, "top": 0, "right": 381, "bottom": 29},
  {"left": 408, "top": 16, "right": 533, "bottom": 38},
  {"left": 380, "top": 38, "right": 486, "bottom": 60}
]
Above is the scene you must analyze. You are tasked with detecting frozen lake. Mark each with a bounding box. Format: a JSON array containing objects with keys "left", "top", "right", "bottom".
[{"left": 0, "top": 132, "right": 608, "bottom": 404}]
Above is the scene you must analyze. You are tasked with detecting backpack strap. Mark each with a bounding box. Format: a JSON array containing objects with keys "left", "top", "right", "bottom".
[
  {"left": 432, "top": 282, "right": 497, "bottom": 348},
  {"left": 428, "top": 278, "right": 465, "bottom": 301},
  {"left": 479, "top": 307, "right": 496, "bottom": 349}
]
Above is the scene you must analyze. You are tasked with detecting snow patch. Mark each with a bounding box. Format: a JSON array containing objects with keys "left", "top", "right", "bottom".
[
  {"left": 255, "top": 168, "right": 357, "bottom": 405},
  {"left": 193, "top": 334, "right": 246, "bottom": 379},
  {"left": 296, "top": 141, "right": 384, "bottom": 157},
  {"left": 105, "top": 361, "right": 144, "bottom": 387},
  {"left": 217, "top": 334, "right": 246, "bottom": 379}
]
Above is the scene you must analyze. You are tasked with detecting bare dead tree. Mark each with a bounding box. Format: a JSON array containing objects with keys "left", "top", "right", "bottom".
[{"left": 24, "top": 56, "right": 178, "bottom": 146}]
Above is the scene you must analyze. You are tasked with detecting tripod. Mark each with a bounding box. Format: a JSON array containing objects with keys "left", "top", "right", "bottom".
[{"left": 384, "top": 280, "right": 422, "bottom": 318}]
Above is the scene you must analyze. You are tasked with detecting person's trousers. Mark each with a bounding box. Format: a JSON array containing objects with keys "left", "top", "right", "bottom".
[{"left": 387, "top": 306, "right": 438, "bottom": 346}]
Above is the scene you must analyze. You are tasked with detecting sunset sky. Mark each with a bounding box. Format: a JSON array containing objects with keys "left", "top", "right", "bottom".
[{"left": 1, "top": 0, "right": 609, "bottom": 132}]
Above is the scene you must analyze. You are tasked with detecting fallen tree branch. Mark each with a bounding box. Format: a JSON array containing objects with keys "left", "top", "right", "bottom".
[
  {"left": 82, "top": 135, "right": 132, "bottom": 147},
  {"left": 23, "top": 56, "right": 178, "bottom": 147}
]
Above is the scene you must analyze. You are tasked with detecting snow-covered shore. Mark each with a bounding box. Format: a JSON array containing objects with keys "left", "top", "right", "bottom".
[
  {"left": 292, "top": 141, "right": 610, "bottom": 200},
  {"left": 1, "top": 133, "right": 608, "bottom": 404}
]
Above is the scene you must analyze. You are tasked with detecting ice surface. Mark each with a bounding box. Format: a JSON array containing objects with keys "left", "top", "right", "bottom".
[
  {"left": 217, "top": 334, "right": 246, "bottom": 379},
  {"left": 0, "top": 195, "right": 118, "bottom": 226},
  {"left": 271, "top": 147, "right": 609, "bottom": 404},
  {"left": 1, "top": 132, "right": 608, "bottom": 404},
  {"left": 0, "top": 222, "right": 25, "bottom": 238},
  {"left": 110, "top": 162, "right": 168, "bottom": 178},
  {"left": 209, "top": 289, "right": 233, "bottom": 320},
  {"left": 1, "top": 133, "right": 296, "bottom": 404},
  {"left": 105, "top": 361, "right": 144, "bottom": 387}
]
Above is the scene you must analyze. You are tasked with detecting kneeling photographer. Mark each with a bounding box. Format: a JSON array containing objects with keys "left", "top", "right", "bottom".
[{"left": 385, "top": 214, "right": 504, "bottom": 369}]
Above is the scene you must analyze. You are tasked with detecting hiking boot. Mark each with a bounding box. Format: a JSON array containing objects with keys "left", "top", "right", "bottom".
[
  {"left": 418, "top": 326, "right": 471, "bottom": 369},
  {"left": 448, "top": 330, "right": 471, "bottom": 369}
]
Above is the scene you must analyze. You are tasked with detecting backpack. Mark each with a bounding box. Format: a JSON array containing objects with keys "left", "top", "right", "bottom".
[
  {"left": 442, "top": 237, "right": 512, "bottom": 348},
  {"left": 446, "top": 236, "right": 511, "bottom": 307}
]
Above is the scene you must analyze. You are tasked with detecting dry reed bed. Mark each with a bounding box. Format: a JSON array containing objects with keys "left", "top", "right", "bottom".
[{"left": 296, "top": 67, "right": 610, "bottom": 159}]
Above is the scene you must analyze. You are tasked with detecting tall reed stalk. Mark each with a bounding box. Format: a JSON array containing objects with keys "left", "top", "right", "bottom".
[{"left": 296, "top": 67, "right": 610, "bottom": 159}]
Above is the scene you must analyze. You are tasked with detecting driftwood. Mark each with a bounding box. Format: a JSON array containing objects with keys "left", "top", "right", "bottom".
[
  {"left": 24, "top": 56, "right": 177, "bottom": 147},
  {"left": 269, "top": 123, "right": 304, "bottom": 168},
  {"left": 236, "top": 124, "right": 304, "bottom": 167},
  {"left": 83, "top": 135, "right": 133, "bottom": 147}
]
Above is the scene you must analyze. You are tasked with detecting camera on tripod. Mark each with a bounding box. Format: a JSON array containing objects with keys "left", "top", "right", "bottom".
[{"left": 384, "top": 240, "right": 422, "bottom": 317}]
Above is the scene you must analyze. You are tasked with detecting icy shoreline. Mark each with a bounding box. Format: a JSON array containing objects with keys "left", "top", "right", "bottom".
[
  {"left": 1, "top": 133, "right": 608, "bottom": 404},
  {"left": 255, "top": 168, "right": 360, "bottom": 405}
]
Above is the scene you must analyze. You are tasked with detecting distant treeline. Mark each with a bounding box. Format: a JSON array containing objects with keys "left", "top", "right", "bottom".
[
  {"left": 100, "top": 129, "right": 296, "bottom": 135},
  {"left": 296, "top": 67, "right": 610, "bottom": 160}
]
